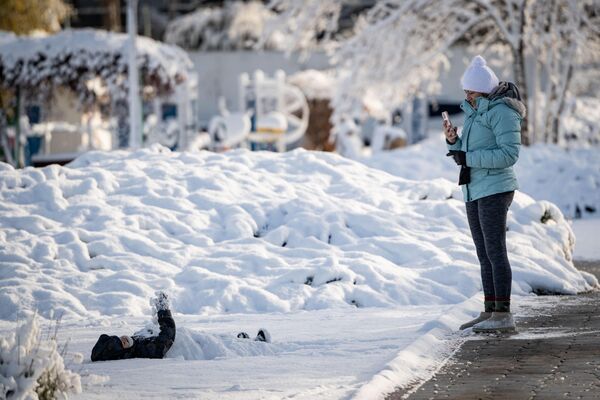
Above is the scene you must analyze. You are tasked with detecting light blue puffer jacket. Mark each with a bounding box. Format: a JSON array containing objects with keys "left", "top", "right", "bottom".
[{"left": 447, "top": 95, "right": 525, "bottom": 202}]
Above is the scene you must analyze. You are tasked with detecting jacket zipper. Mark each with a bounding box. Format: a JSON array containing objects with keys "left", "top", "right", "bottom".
[{"left": 464, "top": 116, "right": 471, "bottom": 202}]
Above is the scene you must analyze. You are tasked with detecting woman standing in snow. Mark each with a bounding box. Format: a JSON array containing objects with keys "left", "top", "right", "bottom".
[{"left": 443, "top": 55, "right": 526, "bottom": 333}]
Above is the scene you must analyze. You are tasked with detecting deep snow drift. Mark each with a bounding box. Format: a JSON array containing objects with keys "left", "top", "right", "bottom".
[{"left": 0, "top": 146, "right": 595, "bottom": 321}]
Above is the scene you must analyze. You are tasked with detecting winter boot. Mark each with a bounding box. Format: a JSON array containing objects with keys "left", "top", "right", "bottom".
[
  {"left": 472, "top": 312, "right": 516, "bottom": 333},
  {"left": 459, "top": 312, "right": 492, "bottom": 330},
  {"left": 255, "top": 329, "right": 271, "bottom": 343}
]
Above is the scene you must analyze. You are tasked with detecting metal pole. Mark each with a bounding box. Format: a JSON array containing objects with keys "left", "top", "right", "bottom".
[{"left": 127, "top": 0, "right": 141, "bottom": 148}]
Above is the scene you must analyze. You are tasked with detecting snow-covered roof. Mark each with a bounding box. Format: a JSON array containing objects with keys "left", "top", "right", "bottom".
[{"left": 0, "top": 29, "right": 193, "bottom": 103}]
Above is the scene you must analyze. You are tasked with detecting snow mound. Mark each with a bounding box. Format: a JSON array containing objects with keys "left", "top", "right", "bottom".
[{"left": 0, "top": 146, "right": 595, "bottom": 320}]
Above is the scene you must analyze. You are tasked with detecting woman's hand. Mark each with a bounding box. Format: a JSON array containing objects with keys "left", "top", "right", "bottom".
[{"left": 443, "top": 120, "right": 458, "bottom": 144}]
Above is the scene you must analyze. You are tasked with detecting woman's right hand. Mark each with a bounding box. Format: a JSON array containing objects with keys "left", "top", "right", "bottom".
[{"left": 443, "top": 120, "right": 458, "bottom": 144}]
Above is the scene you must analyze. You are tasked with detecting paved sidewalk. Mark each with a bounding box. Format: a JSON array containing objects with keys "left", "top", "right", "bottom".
[{"left": 388, "top": 261, "right": 600, "bottom": 400}]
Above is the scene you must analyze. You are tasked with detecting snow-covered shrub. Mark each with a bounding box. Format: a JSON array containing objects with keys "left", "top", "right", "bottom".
[{"left": 0, "top": 315, "right": 81, "bottom": 400}]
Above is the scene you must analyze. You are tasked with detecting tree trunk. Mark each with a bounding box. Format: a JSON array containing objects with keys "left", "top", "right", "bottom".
[
  {"left": 513, "top": 5, "right": 530, "bottom": 146},
  {"left": 529, "top": 58, "right": 540, "bottom": 143},
  {"left": 551, "top": 62, "right": 574, "bottom": 143},
  {"left": 104, "top": 0, "right": 122, "bottom": 32}
]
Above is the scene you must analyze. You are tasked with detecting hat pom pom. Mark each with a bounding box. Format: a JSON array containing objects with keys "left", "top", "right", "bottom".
[{"left": 471, "top": 55, "right": 487, "bottom": 67}]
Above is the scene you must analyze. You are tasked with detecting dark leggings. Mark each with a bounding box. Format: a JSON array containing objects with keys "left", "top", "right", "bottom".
[{"left": 465, "top": 191, "right": 514, "bottom": 312}]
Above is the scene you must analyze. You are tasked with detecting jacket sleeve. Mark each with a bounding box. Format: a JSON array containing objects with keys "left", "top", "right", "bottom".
[
  {"left": 446, "top": 137, "right": 462, "bottom": 151},
  {"left": 91, "top": 334, "right": 126, "bottom": 362},
  {"left": 466, "top": 106, "right": 521, "bottom": 169},
  {"left": 135, "top": 310, "right": 176, "bottom": 359},
  {"left": 152, "top": 309, "right": 176, "bottom": 358}
]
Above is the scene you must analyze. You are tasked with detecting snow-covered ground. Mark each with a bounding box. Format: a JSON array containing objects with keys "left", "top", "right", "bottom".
[
  {"left": 30, "top": 303, "right": 476, "bottom": 399},
  {"left": 361, "top": 134, "right": 600, "bottom": 220},
  {"left": 0, "top": 146, "right": 597, "bottom": 399},
  {"left": 571, "top": 218, "right": 600, "bottom": 260}
]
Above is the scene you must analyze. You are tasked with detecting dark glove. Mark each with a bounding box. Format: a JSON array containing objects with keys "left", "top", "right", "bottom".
[
  {"left": 446, "top": 150, "right": 467, "bottom": 166},
  {"left": 458, "top": 166, "right": 471, "bottom": 185},
  {"left": 152, "top": 291, "right": 170, "bottom": 313}
]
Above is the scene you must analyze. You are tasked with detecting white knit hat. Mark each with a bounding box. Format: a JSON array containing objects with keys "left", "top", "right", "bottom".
[{"left": 461, "top": 55, "right": 499, "bottom": 94}]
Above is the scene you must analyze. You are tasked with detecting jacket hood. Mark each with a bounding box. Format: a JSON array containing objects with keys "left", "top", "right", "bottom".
[
  {"left": 488, "top": 81, "right": 527, "bottom": 118},
  {"left": 497, "top": 97, "right": 527, "bottom": 119}
]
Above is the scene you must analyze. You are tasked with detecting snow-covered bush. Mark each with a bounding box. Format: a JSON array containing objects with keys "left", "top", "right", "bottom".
[{"left": 0, "top": 315, "right": 81, "bottom": 400}]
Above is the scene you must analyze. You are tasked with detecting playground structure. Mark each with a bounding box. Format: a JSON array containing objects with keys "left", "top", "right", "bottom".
[
  {"left": 208, "top": 69, "right": 309, "bottom": 152},
  {"left": 9, "top": 81, "right": 198, "bottom": 167},
  {"left": 4, "top": 68, "right": 308, "bottom": 167},
  {"left": 0, "top": 29, "right": 195, "bottom": 167}
]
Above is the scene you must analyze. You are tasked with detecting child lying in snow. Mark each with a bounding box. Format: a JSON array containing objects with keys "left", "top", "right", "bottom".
[
  {"left": 91, "top": 292, "right": 175, "bottom": 361},
  {"left": 91, "top": 292, "right": 270, "bottom": 362}
]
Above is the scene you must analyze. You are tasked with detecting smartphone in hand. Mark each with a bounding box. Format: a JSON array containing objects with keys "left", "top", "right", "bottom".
[
  {"left": 442, "top": 111, "right": 457, "bottom": 143},
  {"left": 442, "top": 111, "right": 451, "bottom": 126}
]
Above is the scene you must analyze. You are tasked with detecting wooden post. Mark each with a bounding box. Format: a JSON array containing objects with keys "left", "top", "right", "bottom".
[{"left": 142, "top": 5, "right": 152, "bottom": 37}]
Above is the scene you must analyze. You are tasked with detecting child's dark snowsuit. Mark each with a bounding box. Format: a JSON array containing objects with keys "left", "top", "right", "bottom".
[{"left": 91, "top": 310, "right": 176, "bottom": 361}]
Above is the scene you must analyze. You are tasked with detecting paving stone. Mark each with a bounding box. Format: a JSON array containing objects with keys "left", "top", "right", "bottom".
[{"left": 387, "top": 262, "right": 600, "bottom": 400}]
